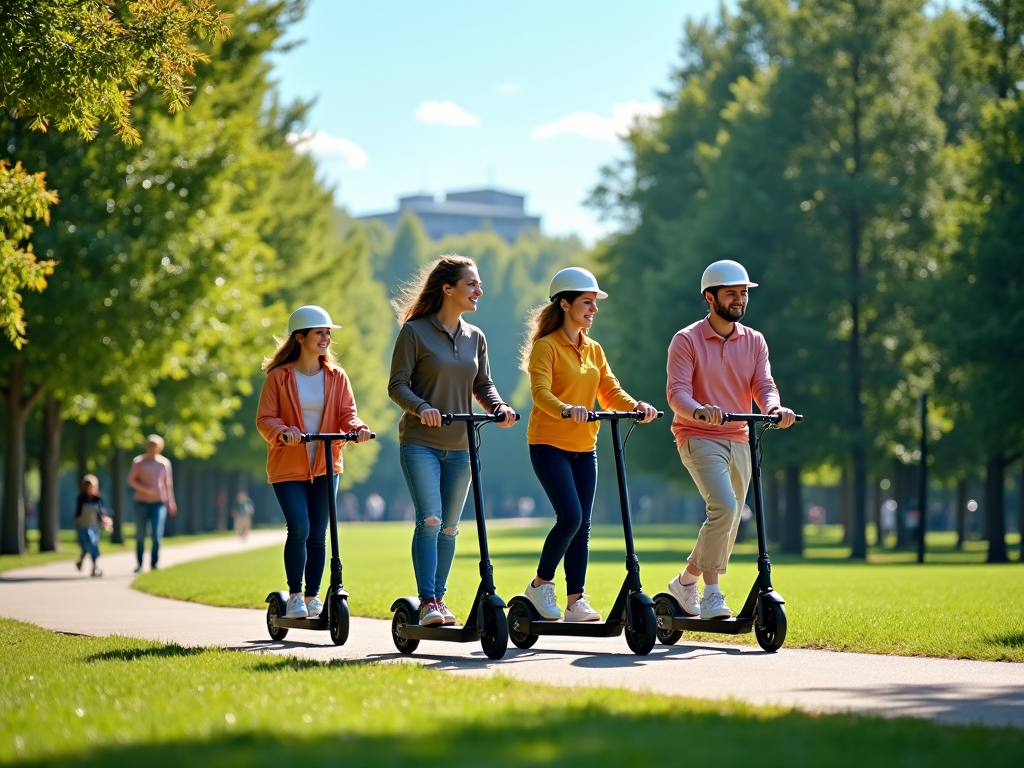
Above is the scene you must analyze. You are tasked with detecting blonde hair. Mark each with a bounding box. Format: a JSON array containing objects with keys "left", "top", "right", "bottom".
[
  {"left": 262, "top": 329, "right": 338, "bottom": 374},
  {"left": 392, "top": 254, "right": 476, "bottom": 325},
  {"left": 518, "top": 291, "right": 583, "bottom": 372},
  {"left": 81, "top": 474, "right": 100, "bottom": 493}
]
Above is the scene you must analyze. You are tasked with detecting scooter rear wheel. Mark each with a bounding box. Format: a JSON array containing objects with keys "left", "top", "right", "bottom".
[
  {"left": 392, "top": 605, "right": 419, "bottom": 655},
  {"left": 754, "top": 600, "right": 787, "bottom": 652},
  {"left": 329, "top": 595, "right": 349, "bottom": 646},
  {"left": 654, "top": 597, "right": 682, "bottom": 646},
  {"left": 479, "top": 602, "right": 508, "bottom": 660},
  {"left": 508, "top": 601, "right": 538, "bottom": 649},
  {"left": 625, "top": 602, "right": 657, "bottom": 656},
  {"left": 266, "top": 599, "right": 288, "bottom": 642}
]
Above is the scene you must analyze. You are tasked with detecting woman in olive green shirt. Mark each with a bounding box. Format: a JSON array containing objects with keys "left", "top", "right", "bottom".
[{"left": 388, "top": 255, "right": 516, "bottom": 627}]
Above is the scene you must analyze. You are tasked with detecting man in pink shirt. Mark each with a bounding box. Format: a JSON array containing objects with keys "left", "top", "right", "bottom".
[
  {"left": 126, "top": 434, "right": 177, "bottom": 572},
  {"left": 665, "top": 260, "right": 796, "bottom": 619}
]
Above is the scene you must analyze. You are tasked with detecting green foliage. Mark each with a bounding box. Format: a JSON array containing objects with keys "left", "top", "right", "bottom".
[{"left": 0, "top": 160, "right": 57, "bottom": 346}]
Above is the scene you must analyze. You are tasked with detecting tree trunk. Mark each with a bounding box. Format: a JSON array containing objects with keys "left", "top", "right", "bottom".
[
  {"left": 766, "top": 469, "right": 780, "bottom": 545},
  {"left": 895, "top": 461, "right": 914, "bottom": 548},
  {"left": 956, "top": 478, "right": 968, "bottom": 549},
  {"left": 870, "top": 475, "right": 882, "bottom": 546},
  {"left": 110, "top": 447, "right": 125, "bottom": 544},
  {"left": 1018, "top": 467, "right": 1024, "bottom": 562},
  {"left": 1, "top": 357, "right": 44, "bottom": 555},
  {"left": 985, "top": 453, "right": 1008, "bottom": 563},
  {"left": 840, "top": 466, "right": 851, "bottom": 546},
  {"left": 38, "top": 395, "right": 63, "bottom": 552},
  {"left": 781, "top": 463, "right": 803, "bottom": 555}
]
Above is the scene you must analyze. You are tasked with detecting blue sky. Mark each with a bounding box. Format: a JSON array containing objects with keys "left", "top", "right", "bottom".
[{"left": 269, "top": 1, "right": 730, "bottom": 242}]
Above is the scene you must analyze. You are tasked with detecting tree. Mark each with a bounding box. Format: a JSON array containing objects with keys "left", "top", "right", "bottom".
[{"left": 0, "top": 0, "right": 229, "bottom": 346}]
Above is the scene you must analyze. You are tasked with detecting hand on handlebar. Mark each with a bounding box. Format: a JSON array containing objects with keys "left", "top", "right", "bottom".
[
  {"left": 562, "top": 404, "right": 589, "bottom": 423},
  {"left": 635, "top": 402, "right": 658, "bottom": 424},
  {"left": 355, "top": 426, "right": 374, "bottom": 443},
  {"left": 767, "top": 405, "right": 797, "bottom": 428},
  {"left": 419, "top": 407, "right": 442, "bottom": 428},
  {"left": 279, "top": 426, "right": 303, "bottom": 445},
  {"left": 494, "top": 404, "right": 518, "bottom": 427},
  {"left": 694, "top": 404, "right": 724, "bottom": 426}
]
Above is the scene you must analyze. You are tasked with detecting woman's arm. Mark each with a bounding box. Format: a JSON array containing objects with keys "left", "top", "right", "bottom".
[
  {"left": 472, "top": 333, "right": 504, "bottom": 412},
  {"left": 335, "top": 371, "right": 368, "bottom": 434},
  {"left": 387, "top": 325, "right": 430, "bottom": 415},
  {"left": 595, "top": 346, "right": 639, "bottom": 412},
  {"left": 528, "top": 340, "right": 565, "bottom": 418},
  {"left": 255, "top": 371, "right": 290, "bottom": 444}
]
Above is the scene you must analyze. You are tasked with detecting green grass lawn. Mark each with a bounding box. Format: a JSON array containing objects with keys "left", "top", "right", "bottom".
[
  {"left": 1, "top": 619, "right": 1021, "bottom": 767},
  {"left": 134, "top": 522, "right": 1024, "bottom": 662},
  {"left": 0, "top": 526, "right": 230, "bottom": 574}
]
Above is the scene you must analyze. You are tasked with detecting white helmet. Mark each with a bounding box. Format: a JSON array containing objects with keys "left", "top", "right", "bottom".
[
  {"left": 548, "top": 267, "right": 608, "bottom": 300},
  {"left": 700, "top": 260, "right": 758, "bottom": 293},
  {"left": 287, "top": 305, "right": 342, "bottom": 335}
]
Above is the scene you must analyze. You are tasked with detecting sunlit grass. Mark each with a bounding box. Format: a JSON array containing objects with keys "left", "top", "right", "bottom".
[{"left": 2, "top": 619, "right": 1021, "bottom": 766}]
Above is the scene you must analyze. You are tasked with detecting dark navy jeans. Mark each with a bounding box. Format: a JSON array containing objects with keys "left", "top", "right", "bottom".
[
  {"left": 530, "top": 444, "right": 598, "bottom": 596},
  {"left": 273, "top": 475, "right": 338, "bottom": 596}
]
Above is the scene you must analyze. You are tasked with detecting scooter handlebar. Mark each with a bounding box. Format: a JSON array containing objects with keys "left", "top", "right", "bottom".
[
  {"left": 440, "top": 411, "right": 521, "bottom": 426},
  {"left": 721, "top": 413, "right": 803, "bottom": 423},
  {"left": 561, "top": 410, "right": 665, "bottom": 422},
  {"left": 300, "top": 431, "right": 377, "bottom": 442}
]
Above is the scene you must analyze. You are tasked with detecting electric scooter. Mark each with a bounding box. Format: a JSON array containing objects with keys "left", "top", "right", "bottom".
[
  {"left": 653, "top": 412, "right": 802, "bottom": 652},
  {"left": 390, "top": 411, "right": 520, "bottom": 661},
  {"left": 507, "top": 409, "right": 664, "bottom": 656},
  {"left": 265, "top": 431, "right": 375, "bottom": 646}
]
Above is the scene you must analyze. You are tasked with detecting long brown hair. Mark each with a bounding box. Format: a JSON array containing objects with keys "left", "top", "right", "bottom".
[
  {"left": 262, "top": 329, "right": 338, "bottom": 374},
  {"left": 518, "top": 291, "right": 583, "bottom": 372},
  {"left": 393, "top": 254, "right": 476, "bottom": 325}
]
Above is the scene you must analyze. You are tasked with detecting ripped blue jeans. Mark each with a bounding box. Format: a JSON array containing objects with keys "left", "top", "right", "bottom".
[{"left": 399, "top": 443, "right": 471, "bottom": 602}]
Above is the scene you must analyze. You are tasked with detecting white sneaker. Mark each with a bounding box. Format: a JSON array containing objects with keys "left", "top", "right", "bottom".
[
  {"left": 306, "top": 597, "right": 323, "bottom": 618},
  {"left": 437, "top": 600, "right": 457, "bottom": 626},
  {"left": 91, "top": 567, "right": 103, "bottom": 578},
  {"left": 701, "top": 590, "right": 732, "bottom": 619},
  {"left": 524, "top": 580, "right": 561, "bottom": 620},
  {"left": 285, "top": 594, "right": 308, "bottom": 618},
  {"left": 564, "top": 596, "right": 601, "bottom": 622},
  {"left": 668, "top": 575, "right": 701, "bottom": 616}
]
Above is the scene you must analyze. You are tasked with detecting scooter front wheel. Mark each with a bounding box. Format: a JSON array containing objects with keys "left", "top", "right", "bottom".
[
  {"left": 654, "top": 596, "right": 682, "bottom": 646},
  {"left": 754, "top": 600, "right": 787, "bottom": 652},
  {"left": 392, "top": 605, "right": 419, "bottom": 655},
  {"left": 329, "top": 596, "right": 349, "bottom": 646},
  {"left": 266, "top": 599, "right": 288, "bottom": 642},
  {"left": 625, "top": 602, "right": 657, "bottom": 655},
  {"left": 479, "top": 602, "right": 508, "bottom": 660}
]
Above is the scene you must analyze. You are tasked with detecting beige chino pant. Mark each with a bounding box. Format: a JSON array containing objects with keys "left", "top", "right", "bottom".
[{"left": 678, "top": 437, "right": 752, "bottom": 575}]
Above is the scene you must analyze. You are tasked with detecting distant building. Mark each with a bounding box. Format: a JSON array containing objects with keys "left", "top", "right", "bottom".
[{"left": 358, "top": 188, "right": 541, "bottom": 243}]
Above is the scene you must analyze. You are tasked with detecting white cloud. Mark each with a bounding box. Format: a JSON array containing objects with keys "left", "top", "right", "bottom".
[
  {"left": 495, "top": 83, "right": 522, "bottom": 96},
  {"left": 532, "top": 100, "right": 662, "bottom": 143},
  {"left": 287, "top": 130, "right": 368, "bottom": 169},
  {"left": 414, "top": 100, "right": 481, "bottom": 127}
]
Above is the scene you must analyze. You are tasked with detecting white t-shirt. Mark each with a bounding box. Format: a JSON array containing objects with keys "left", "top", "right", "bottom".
[{"left": 295, "top": 368, "right": 325, "bottom": 467}]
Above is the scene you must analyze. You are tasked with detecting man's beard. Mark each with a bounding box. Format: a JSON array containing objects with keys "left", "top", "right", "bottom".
[{"left": 713, "top": 302, "right": 744, "bottom": 322}]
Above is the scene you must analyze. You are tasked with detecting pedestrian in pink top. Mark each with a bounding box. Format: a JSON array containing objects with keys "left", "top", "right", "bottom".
[{"left": 665, "top": 261, "right": 796, "bottom": 619}]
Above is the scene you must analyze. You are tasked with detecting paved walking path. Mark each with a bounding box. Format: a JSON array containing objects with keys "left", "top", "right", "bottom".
[{"left": 3, "top": 532, "right": 1022, "bottom": 729}]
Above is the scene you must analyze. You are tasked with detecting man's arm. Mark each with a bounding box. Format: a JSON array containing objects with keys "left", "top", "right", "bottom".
[
  {"left": 126, "top": 458, "right": 144, "bottom": 492},
  {"left": 162, "top": 457, "right": 177, "bottom": 514},
  {"left": 754, "top": 336, "right": 795, "bottom": 428}
]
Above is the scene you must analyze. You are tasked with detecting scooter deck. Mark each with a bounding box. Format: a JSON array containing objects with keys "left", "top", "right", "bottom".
[
  {"left": 399, "top": 624, "right": 481, "bottom": 643},
  {"left": 271, "top": 616, "right": 329, "bottom": 631},
  {"left": 656, "top": 614, "right": 753, "bottom": 635},
  {"left": 516, "top": 618, "right": 626, "bottom": 638}
]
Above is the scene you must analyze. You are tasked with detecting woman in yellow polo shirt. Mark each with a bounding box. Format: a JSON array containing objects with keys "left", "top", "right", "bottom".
[{"left": 520, "top": 267, "right": 657, "bottom": 622}]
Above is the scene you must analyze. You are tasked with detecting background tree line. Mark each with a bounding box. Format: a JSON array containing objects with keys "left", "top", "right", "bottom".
[{"left": 589, "top": 0, "right": 1024, "bottom": 561}]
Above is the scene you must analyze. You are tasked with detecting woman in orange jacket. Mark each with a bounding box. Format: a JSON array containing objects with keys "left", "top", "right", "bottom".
[{"left": 257, "top": 305, "right": 372, "bottom": 620}]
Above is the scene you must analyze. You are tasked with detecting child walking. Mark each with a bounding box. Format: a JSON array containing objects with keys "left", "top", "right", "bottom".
[{"left": 74, "top": 474, "right": 111, "bottom": 577}]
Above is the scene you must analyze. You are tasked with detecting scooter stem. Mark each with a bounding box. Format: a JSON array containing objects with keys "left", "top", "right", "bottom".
[
  {"left": 325, "top": 438, "right": 343, "bottom": 591},
  {"left": 610, "top": 419, "right": 642, "bottom": 589},
  {"left": 747, "top": 422, "right": 773, "bottom": 593},
  {"left": 466, "top": 421, "right": 496, "bottom": 594}
]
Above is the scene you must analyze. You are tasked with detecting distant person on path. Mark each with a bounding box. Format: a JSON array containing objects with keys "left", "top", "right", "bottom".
[
  {"left": 127, "top": 434, "right": 177, "bottom": 573},
  {"left": 388, "top": 255, "right": 517, "bottom": 628},
  {"left": 520, "top": 267, "right": 656, "bottom": 623},
  {"left": 232, "top": 492, "right": 255, "bottom": 541},
  {"left": 666, "top": 260, "right": 795, "bottom": 619},
  {"left": 74, "top": 474, "right": 111, "bottom": 577},
  {"left": 257, "top": 305, "right": 373, "bottom": 620}
]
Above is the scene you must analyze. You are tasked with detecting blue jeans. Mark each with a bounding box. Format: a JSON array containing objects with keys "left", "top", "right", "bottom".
[
  {"left": 399, "top": 443, "right": 472, "bottom": 602},
  {"left": 135, "top": 502, "right": 167, "bottom": 568},
  {"left": 531, "top": 444, "right": 598, "bottom": 596},
  {"left": 76, "top": 526, "right": 100, "bottom": 562},
  {"left": 273, "top": 475, "right": 338, "bottom": 596}
]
